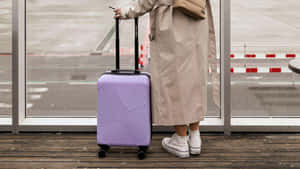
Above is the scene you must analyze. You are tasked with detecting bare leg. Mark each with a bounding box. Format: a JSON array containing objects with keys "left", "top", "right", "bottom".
[
  {"left": 175, "top": 125, "right": 187, "bottom": 136},
  {"left": 189, "top": 121, "right": 200, "bottom": 131}
]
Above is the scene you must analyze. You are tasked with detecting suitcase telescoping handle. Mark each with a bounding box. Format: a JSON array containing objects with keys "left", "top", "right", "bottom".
[{"left": 113, "top": 18, "right": 140, "bottom": 74}]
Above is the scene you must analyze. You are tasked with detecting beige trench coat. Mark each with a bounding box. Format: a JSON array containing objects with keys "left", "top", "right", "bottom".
[{"left": 121, "top": 0, "right": 219, "bottom": 126}]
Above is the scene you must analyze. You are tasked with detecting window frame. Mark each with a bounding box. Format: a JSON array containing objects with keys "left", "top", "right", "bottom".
[{"left": 2, "top": 0, "right": 299, "bottom": 134}]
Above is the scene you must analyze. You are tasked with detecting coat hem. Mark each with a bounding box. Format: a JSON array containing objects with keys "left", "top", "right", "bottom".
[{"left": 153, "top": 117, "right": 205, "bottom": 126}]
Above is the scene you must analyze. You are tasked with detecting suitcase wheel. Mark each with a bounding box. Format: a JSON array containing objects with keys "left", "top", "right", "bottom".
[
  {"left": 98, "top": 144, "right": 110, "bottom": 158},
  {"left": 99, "top": 144, "right": 110, "bottom": 151},
  {"left": 138, "top": 146, "right": 148, "bottom": 152},
  {"left": 98, "top": 149, "right": 106, "bottom": 158},
  {"left": 137, "top": 146, "right": 148, "bottom": 160},
  {"left": 137, "top": 150, "right": 146, "bottom": 160}
]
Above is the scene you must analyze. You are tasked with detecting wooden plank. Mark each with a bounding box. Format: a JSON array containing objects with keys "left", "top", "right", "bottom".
[
  {"left": 0, "top": 161, "right": 296, "bottom": 168},
  {"left": 0, "top": 133, "right": 300, "bottom": 169}
]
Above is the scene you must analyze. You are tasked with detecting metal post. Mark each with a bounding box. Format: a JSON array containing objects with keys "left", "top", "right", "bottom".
[
  {"left": 12, "top": 0, "right": 26, "bottom": 134},
  {"left": 220, "top": 0, "right": 231, "bottom": 136}
]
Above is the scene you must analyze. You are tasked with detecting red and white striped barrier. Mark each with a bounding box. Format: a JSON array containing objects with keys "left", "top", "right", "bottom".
[
  {"left": 139, "top": 17, "right": 151, "bottom": 68},
  {"left": 230, "top": 53, "right": 298, "bottom": 59},
  {"left": 139, "top": 45, "right": 145, "bottom": 69},
  {"left": 209, "top": 67, "right": 292, "bottom": 73}
]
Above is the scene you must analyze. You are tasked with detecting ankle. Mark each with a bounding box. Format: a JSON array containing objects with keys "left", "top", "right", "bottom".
[{"left": 176, "top": 131, "right": 187, "bottom": 137}]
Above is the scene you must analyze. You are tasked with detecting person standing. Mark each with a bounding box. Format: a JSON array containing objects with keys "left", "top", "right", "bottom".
[{"left": 113, "top": 0, "right": 218, "bottom": 158}]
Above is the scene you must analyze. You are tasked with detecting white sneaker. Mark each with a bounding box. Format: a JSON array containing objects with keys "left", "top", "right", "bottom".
[
  {"left": 161, "top": 133, "right": 190, "bottom": 158},
  {"left": 188, "top": 129, "right": 202, "bottom": 155}
]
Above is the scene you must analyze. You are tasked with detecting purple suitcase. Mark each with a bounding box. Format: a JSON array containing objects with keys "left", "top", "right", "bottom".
[{"left": 97, "top": 18, "right": 151, "bottom": 159}]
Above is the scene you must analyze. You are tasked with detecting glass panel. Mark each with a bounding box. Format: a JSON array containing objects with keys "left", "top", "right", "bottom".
[
  {"left": 26, "top": 0, "right": 141, "bottom": 117},
  {"left": 0, "top": 0, "right": 12, "bottom": 118},
  {"left": 207, "top": 0, "right": 220, "bottom": 117},
  {"left": 26, "top": 0, "right": 220, "bottom": 118},
  {"left": 231, "top": 0, "right": 300, "bottom": 117}
]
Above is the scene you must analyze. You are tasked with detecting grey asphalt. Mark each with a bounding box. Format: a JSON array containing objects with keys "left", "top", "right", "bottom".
[{"left": 1, "top": 0, "right": 300, "bottom": 118}]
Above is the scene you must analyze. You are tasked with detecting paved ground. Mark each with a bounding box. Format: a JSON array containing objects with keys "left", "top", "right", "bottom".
[{"left": 0, "top": 0, "right": 300, "bottom": 118}]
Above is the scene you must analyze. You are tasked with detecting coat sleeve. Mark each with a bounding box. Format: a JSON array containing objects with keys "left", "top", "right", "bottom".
[{"left": 120, "top": 0, "right": 157, "bottom": 19}]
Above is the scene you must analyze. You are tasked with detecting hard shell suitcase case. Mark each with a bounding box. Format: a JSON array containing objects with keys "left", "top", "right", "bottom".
[{"left": 97, "top": 18, "right": 152, "bottom": 160}]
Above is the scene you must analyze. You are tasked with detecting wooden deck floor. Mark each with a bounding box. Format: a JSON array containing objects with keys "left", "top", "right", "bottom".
[{"left": 0, "top": 133, "right": 300, "bottom": 169}]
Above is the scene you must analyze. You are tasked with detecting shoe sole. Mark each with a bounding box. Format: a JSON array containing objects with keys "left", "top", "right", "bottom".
[
  {"left": 189, "top": 146, "right": 201, "bottom": 155},
  {"left": 162, "top": 141, "right": 190, "bottom": 158}
]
